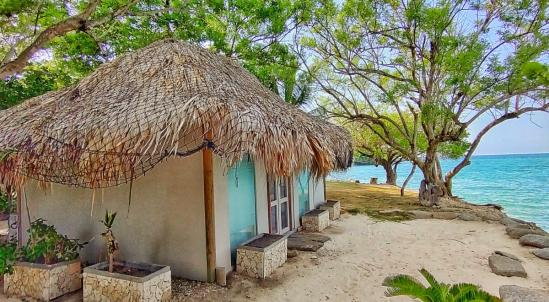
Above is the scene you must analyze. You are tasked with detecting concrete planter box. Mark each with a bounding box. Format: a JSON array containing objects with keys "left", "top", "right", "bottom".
[
  {"left": 83, "top": 261, "right": 171, "bottom": 302},
  {"left": 4, "top": 259, "right": 81, "bottom": 301},
  {"left": 302, "top": 209, "right": 330, "bottom": 232},
  {"left": 237, "top": 233, "right": 287, "bottom": 279},
  {"left": 319, "top": 200, "right": 341, "bottom": 220}
]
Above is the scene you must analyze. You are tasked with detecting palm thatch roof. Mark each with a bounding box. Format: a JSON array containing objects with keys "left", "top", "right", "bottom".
[{"left": 0, "top": 39, "right": 352, "bottom": 189}]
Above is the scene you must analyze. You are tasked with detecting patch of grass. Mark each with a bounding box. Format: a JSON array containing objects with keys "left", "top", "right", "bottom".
[
  {"left": 364, "top": 210, "right": 413, "bottom": 222},
  {"left": 327, "top": 181, "right": 423, "bottom": 221}
]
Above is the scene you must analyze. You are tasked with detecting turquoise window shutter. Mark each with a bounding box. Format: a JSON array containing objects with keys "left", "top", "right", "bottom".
[{"left": 228, "top": 158, "right": 257, "bottom": 263}]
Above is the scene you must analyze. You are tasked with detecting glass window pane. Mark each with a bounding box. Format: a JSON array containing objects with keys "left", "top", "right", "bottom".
[
  {"left": 270, "top": 205, "right": 278, "bottom": 233},
  {"left": 281, "top": 202, "right": 288, "bottom": 229},
  {"left": 268, "top": 177, "right": 277, "bottom": 201},
  {"left": 228, "top": 159, "right": 257, "bottom": 264},
  {"left": 298, "top": 171, "right": 310, "bottom": 217},
  {"left": 279, "top": 178, "right": 288, "bottom": 198}
]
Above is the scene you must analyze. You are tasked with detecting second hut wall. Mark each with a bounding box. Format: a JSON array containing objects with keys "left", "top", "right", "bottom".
[{"left": 20, "top": 154, "right": 208, "bottom": 281}]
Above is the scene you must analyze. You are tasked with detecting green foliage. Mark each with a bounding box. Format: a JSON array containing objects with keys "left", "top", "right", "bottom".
[
  {"left": 0, "top": 218, "right": 84, "bottom": 273},
  {"left": 0, "top": 190, "right": 15, "bottom": 214},
  {"left": 0, "top": 239, "right": 19, "bottom": 274},
  {"left": 1, "top": 0, "right": 314, "bottom": 107},
  {"left": 23, "top": 219, "right": 85, "bottom": 265},
  {"left": 383, "top": 269, "right": 501, "bottom": 302},
  {"left": 301, "top": 0, "right": 548, "bottom": 192},
  {"left": 0, "top": 66, "right": 75, "bottom": 109},
  {"left": 100, "top": 210, "right": 119, "bottom": 273},
  {"left": 101, "top": 210, "right": 117, "bottom": 229}
]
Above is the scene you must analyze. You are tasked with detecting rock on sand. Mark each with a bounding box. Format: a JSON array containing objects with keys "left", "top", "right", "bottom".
[
  {"left": 532, "top": 248, "right": 549, "bottom": 260},
  {"left": 519, "top": 235, "right": 549, "bottom": 248},
  {"left": 499, "top": 285, "right": 549, "bottom": 302},
  {"left": 488, "top": 253, "right": 527, "bottom": 278}
]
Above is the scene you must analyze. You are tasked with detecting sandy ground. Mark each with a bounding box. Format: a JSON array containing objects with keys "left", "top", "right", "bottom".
[
  {"left": 2, "top": 215, "right": 548, "bottom": 301},
  {"left": 226, "top": 214, "right": 549, "bottom": 301}
]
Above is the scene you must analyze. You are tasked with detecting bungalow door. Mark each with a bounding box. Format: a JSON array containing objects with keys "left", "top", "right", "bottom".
[
  {"left": 228, "top": 158, "right": 257, "bottom": 264},
  {"left": 268, "top": 177, "right": 290, "bottom": 234},
  {"left": 297, "top": 170, "right": 310, "bottom": 217}
]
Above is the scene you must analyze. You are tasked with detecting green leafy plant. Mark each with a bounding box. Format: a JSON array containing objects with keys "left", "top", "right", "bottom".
[
  {"left": 383, "top": 269, "right": 500, "bottom": 302},
  {"left": 100, "top": 210, "right": 119, "bottom": 273},
  {"left": 0, "top": 190, "right": 15, "bottom": 214},
  {"left": 23, "top": 219, "right": 85, "bottom": 265},
  {"left": 0, "top": 239, "right": 19, "bottom": 274}
]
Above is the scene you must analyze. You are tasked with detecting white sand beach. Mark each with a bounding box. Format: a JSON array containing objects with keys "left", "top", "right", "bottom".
[
  {"left": 226, "top": 214, "right": 549, "bottom": 302},
  {"left": 2, "top": 214, "right": 548, "bottom": 301}
]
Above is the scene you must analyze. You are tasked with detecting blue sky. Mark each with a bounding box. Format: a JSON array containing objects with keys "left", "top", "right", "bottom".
[{"left": 470, "top": 112, "right": 549, "bottom": 155}]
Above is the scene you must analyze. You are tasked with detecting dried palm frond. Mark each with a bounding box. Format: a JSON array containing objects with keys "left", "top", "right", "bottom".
[{"left": 0, "top": 39, "right": 352, "bottom": 189}]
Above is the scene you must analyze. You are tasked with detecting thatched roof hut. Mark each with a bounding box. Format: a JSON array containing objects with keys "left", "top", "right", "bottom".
[{"left": 0, "top": 39, "right": 352, "bottom": 189}]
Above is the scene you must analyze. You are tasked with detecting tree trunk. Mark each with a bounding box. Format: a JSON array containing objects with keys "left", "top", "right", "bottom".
[
  {"left": 419, "top": 180, "right": 444, "bottom": 206},
  {"left": 444, "top": 176, "right": 453, "bottom": 197},
  {"left": 401, "top": 164, "right": 416, "bottom": 197},
  {"left": 418, "top": 146, "right": 448, "bottom": 206},
  {"left": 109, "top": 254, "right": 114, "bottom": 273},
  {"left": 383, "top": 161, "right": 397, "bottom": 185}
]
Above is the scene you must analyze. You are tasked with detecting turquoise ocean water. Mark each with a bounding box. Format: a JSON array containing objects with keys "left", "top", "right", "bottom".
[{"left": 329, "top": 153, "right": 549, "bottom": 231}]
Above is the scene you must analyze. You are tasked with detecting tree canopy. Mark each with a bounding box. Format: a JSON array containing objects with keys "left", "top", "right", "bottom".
[
  {"left": 0, "top": 0, "right": 314, "bottom": 106},
  {"left": 298, "top": 0, "right": 548, "bottom": 200}
]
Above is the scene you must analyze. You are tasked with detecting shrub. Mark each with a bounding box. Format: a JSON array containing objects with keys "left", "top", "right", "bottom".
[
  {"left": 0, "top": 191, "right": 15, "bottom": 214},
  {"left": 0, "top": 239, "right": 19, "bottom": 274},
  {"left": 22, "top": 219, "right": 86, "bottom": 265},
  {"left": 383, "top": 269, "right": 501, "bottom": 302}
]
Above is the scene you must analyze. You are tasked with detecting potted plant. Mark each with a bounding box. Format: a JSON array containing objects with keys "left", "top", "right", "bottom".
[
  {"left": 3, "top": 219, "right": 85, "bottom": 301},
  {"left": 83, "top": 210, "right": 171, "bottom": 302}
]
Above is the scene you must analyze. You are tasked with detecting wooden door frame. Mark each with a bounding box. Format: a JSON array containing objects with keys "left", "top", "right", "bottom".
[{"left": 266, "top": 176, "right": 293, "bottom": 234}]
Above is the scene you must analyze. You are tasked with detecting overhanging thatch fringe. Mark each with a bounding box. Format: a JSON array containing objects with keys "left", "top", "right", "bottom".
[{"left": 0, "top": 39, "right": 352, "bottom": 188}]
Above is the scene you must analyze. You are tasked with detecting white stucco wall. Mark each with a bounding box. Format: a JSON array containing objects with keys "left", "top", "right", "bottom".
[
  {"left": 213, "top": 155, "right": 231, "bottom": 274},
  {"left": 21, "top": 154, "right": 208, "bottom": 281}
]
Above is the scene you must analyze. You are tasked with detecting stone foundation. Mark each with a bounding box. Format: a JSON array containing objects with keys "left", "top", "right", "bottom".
[
  {"left": 319, "top": 200, "right": 341, "bottom": 220},
  {"left": 237, "top": 234, "right": 287, "bottom": 279},
  {"left": 4, "top": 260, "right": 81, "bottom": 301},
  {"left": 302, "top": 209, "right": 330, "bottom": 232},
  {"left": 83, "top": 261, "right": 171, "bottom": 302}
]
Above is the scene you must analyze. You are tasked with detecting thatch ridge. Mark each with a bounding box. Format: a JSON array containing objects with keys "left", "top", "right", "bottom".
[{"left": 0, "top": 39, "right": 352, "bottom": 188}]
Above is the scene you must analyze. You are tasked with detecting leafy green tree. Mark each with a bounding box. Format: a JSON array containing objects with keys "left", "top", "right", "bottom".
[
  {"left": 1, "top": 0, "right": 314, "bottom": 107},
  {"left": 383, "top": 269, "right": 501, "bottom": 301},
  {"left": 345, "top": 113, "right": 417, "bottom": 185},
  {"left": 298, "top": 0, "right": 548, "bottom": 202},
  {"left": 353, "top": 126, "right": 403, "bottom": 185}
]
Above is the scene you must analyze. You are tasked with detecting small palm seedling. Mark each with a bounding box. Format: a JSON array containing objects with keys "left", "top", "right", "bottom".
[
  {"left": 382, "top": 268, "right": 501, "bottom": 302},
  {"left": 101, "top": 210, "right": 119, "bottom": 273}
]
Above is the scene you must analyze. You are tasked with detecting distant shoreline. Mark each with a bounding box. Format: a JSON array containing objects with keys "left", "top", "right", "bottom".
[{"left": 473, "top": 152, "right": 549, "bottom": 156}]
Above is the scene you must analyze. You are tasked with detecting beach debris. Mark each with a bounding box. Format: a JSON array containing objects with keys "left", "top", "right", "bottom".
[
  {"left": 519, "top": 235, "right": 549, "bottom": 248},
  {"left": 532, "top": 248, "right": 549, "bottom": 260},
  {"left": 481, "top": 203, "right": 504, "bottom": 210},
  {"left": 494, "top": 251, "right": 521, "bottom": 262},
  {"left": 488, "top": 253, "right": 527, "bottom": 277},
  {"left": 457, "top": 212, "right": 481, "bottom": 221},
  {"left": 499, "top": 285, "right": 549, "bottom": 302},
  {"left": 506, "top": 226, "right": 547, "bottom": 239},
  {"left": 171, "top": 278, "right": 227, "bottom": 300}
]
